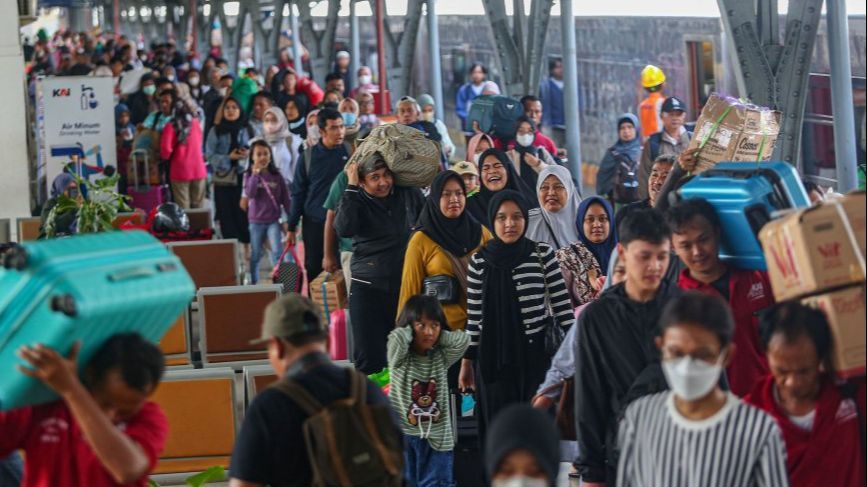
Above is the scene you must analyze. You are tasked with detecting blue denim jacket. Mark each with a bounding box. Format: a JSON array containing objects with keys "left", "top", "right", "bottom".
[{"left": 205, "top": 127, "right": 250, "bottom": 172}]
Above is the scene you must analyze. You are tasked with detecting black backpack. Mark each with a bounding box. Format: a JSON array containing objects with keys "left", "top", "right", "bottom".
[
  {"left": 610, "top": 149, "right": 640, "bottom": 204},
  {"left": 468, "top": 95, "right": 523, "bottom": 141}
]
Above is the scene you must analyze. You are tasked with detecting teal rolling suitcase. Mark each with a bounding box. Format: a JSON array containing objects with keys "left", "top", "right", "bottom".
[{"left": 0, "top": 230, "right": 194, "bottom": 410}]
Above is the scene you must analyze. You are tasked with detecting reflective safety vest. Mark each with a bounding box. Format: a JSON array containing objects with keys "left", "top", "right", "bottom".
[{"left": 639, "top": 92, "right": 665, "bottom": 139}]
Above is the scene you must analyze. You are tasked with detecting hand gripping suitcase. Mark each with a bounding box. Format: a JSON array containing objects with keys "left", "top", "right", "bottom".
[
  {"left": 0, "top": 230, "right": 195, "bottom": 410},
  {"left": 676, "top": 161, "right": 810, "bottom": 270}
]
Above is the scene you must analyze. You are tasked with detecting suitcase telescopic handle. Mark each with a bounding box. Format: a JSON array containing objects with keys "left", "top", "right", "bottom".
[{"left": 107, "top": 266, "right": 158, "bottom": 282}]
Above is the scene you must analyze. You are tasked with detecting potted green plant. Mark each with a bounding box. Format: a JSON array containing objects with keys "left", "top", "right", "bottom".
[{"left": 43, "top": 173, "right": 132, "bottom": 238}]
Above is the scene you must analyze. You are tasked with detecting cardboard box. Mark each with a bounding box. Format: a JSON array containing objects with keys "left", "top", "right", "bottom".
[
  {"left": 759, "top": 193, "right": 866, "bottom": 301},
  {"left": 310, "top": 270, "right": 348, "bottom": 322},
  {"left": 801, "top": 284, "right": 866, "bottom": 378},
  {"left": 689, "top": 94, "right": 781, "bottom": 171}
]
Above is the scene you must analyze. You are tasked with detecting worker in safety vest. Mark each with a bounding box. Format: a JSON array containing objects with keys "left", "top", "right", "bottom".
[{"left": 638, "top": 65, "right": 666, "bottom": 142}]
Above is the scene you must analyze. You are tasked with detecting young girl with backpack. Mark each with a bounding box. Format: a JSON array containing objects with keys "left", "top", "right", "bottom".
[
  {"left": 243, "top": 139, "right": 291, "bottom": 284},
  {"left": 387, "top": 295, "right": 470, "bottom": 486}
]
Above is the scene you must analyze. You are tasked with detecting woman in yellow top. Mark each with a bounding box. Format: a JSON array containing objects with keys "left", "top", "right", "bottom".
[{"left": 399, "top": 171, "right": 492, "bottom": 331}]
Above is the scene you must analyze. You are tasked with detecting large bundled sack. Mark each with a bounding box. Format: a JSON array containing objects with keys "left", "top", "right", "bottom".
[
  {"left": 688, "top": 93, "right": 781, "bottom": 172},
  {"left": 468, "top": 95, "right": 523, "bottom": 141},
  {"left": 349, "top": 123, "right": 441, "bottom": 187}
]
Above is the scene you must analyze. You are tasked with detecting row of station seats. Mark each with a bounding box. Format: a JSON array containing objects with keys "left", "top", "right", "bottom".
[
  {"left": 1, "top": 210, "right": 343, "bottom": 483},
  {"left": 1, "top": 208, "right": 213, "bottom": 243},
  {"left": 149, "top": 360, "right": 352, "bottom": 484}
]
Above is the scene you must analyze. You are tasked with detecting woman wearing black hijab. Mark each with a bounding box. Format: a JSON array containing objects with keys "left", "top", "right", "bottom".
[
  {"left": 205, "top": 96, "right": 251, "bottom": 244},
  {"left": 398, "top": 171, "right": 493, "bottom": 333},
  {"left": 485, "top": 403, "right": 561, "bottom": 487},
  {"left": 459, "top": 190, "right": 574, "bottom": 445},
  {"left": 466, "top": 148, "right": 538, "bottom": 229}
]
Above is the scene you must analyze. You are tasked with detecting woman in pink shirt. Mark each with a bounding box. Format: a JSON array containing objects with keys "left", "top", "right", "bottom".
[{"left": 160, "top": 97, "right": 207, "bottom": 209}]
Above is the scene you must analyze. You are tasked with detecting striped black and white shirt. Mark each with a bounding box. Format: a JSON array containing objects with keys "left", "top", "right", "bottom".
[
  {"left": 465, "top": 242, "right": 574, "bottom": 357},
  {"left": 617, "top": 391, "right": 790, "bottom": 487}
]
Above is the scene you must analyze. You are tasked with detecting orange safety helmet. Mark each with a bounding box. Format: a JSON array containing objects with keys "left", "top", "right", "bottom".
[{"left": 641, "top": 65, "right": 666, "bottom": 89}]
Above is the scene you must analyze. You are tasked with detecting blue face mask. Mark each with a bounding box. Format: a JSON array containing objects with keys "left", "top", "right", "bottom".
[{"left": 341, "top": 112, "right": 357, "bottom": 126}]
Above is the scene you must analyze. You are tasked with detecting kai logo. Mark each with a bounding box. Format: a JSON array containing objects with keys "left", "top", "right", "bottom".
[
  {"left": 52, "top": 88, "right": 71, "bottom": 97},
  {"left": 817, "top": 242, "right": 841, "bottom": 259}
]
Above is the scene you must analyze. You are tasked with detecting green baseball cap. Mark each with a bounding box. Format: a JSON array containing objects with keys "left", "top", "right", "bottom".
[{"left": 250, "top": 294, "right": 324, "bottom": 345}]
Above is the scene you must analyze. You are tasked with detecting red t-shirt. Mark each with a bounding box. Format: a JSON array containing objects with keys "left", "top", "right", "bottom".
[
  {"left": 532, "top": 130, "right": 559, "bottom": 155},
  {"left": 745, "top": 376, "right": 866, "bottom": 487},
  {"left": 678, "top": 266, "right": 774, "bottom": 396},
  {"left": 0, "top": 400, "right": 168, "bottom": 487}
]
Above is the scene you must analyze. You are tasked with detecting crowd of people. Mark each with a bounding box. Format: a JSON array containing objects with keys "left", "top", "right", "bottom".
[{"left": 2, "top": 28, "right": 863, "bottom": 487}]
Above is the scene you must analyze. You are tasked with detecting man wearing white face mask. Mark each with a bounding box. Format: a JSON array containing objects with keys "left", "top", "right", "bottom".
[{"left": 616, "top": 292, "right": 789, "bottom": 487}]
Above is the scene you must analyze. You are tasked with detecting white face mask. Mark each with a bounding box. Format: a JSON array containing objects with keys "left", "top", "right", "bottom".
[
  {"left": 421, "top": 111, "right": 435, "bottom": 122},
  {"left": 218, "top": 87, "right": 228, "bottom": 97},
  {"left": 662, "top": 355, "right": 724, "bottom": 402},
  {"left": 307, "top": 125, "right": 320, "bottom": 140},
  {"left": 188, "top": 76, "right": 199, "bottom": 86},
  {"left": 473, "top": 153, "right": 481, "bottom": 165},
  {"left": 492, "top": 476, "right": 547, "bottom": 487},
  {"left": 359, "top": 74, "right": 372, "bottom": 85},
  {"left": 516, "top": 133, "right": 535, "bottom": 148}
]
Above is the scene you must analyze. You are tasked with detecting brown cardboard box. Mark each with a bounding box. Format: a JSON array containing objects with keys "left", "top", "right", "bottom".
[
  {"left": 689, "top": 94, "right": 781, "bottom": 171},
  {"left": 834, "top": 191, "right": 866, "bottom": 257},
  {"left": 759, "top": 193, "right": 866, "bottom": 301},
  {"left": 310, "top": 270, "right": 348, "bottom": 321},
  {"left": 801, "top": 284, "right": 866, "bottom": 378}
]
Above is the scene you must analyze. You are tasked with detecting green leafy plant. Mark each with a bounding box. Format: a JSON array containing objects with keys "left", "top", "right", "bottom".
[
  {"left": 147, "top": 466, "right": 226, "bottom": 487},
  {"left": 44, "top": 173, "right": 132, "bottom": 238}
]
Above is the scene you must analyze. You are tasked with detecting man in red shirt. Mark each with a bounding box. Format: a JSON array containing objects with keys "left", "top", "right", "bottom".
[
  {"left": 746, "top": 302, "right": 866, "bottom": 487},
  {"left": 0, "top": 333, "right": 168, "bottom": 487},
  {"left": 666, "top": 198, "right": 774, "bottom": 396},
  {"left": 520, "top": 95, "right": 560, "bottom": 156}
]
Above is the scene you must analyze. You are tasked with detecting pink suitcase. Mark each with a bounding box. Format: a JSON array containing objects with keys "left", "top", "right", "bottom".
[
  {"left": 128, "top": 149, "right": 167, "bottom": 212},
  {"left": 329, "top": 309, "right": 348, "bottom": 360}
]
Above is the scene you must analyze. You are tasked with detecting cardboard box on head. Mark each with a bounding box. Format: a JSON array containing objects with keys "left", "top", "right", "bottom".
[
  {"left": 759, "top": 192, "right": 866, "bottom": 302},
  {"left": 688, "top": 93, "right": 781, "bottom": 172},
  {"left": 801, "top": 284, "right": 866, "bottom": 379}
]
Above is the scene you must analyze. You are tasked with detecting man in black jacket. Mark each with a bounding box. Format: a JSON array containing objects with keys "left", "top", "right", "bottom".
[
  {"left": 286, "top": 108, "right": 349, "bottom": 285},
  {"left": 574, "top": 208, "right": 681, "bottom": 486}
]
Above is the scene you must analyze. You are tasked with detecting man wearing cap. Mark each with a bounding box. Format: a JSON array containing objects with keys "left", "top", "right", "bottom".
[
  {"left": 229, "top": 294, "right": 395, "bottom": 487},
  {"left": 638, "top": 96, "right": 692, "bottom": 200},
  {"left": 638, "top": 64, "right": 667, "bottom": 141},
  {"left": 451, "top": 161, "right": 480, "bottom": 197}
]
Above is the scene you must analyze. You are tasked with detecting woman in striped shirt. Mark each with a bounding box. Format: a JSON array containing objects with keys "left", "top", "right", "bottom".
[{"left": 458, "top": 190, "right": 575, "bottom": 443}]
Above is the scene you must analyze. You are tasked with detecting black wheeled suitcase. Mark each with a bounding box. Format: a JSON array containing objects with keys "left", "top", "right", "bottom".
[{"left": 452, "top": 391, "right": 485, "bottom": 486}]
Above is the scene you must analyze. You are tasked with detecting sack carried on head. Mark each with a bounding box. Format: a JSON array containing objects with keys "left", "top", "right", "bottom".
[{"left": 348, "top": 123, "right": 441, "bottom": 188}]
